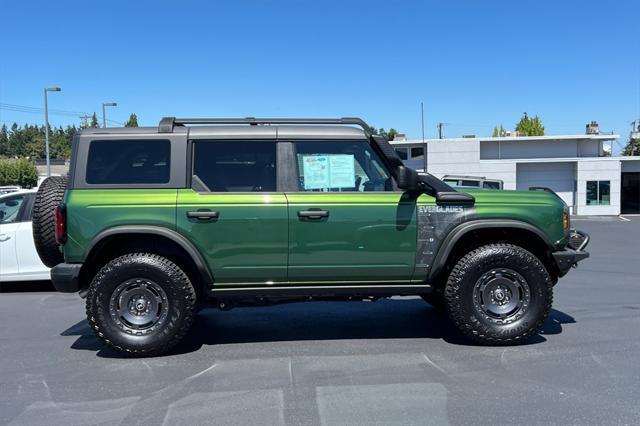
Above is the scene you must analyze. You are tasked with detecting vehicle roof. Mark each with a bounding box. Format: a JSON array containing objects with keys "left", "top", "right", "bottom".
[{"left": 78, "top": 125, "right": 367, "bottom": 140}]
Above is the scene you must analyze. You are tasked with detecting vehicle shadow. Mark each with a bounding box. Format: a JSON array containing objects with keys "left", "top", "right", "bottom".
[
  {"left": 0, "top": 280, "right": 54, "bottom": 292},
  {"left": 62, "top": 298, "right": 577, "bottom": 358}
]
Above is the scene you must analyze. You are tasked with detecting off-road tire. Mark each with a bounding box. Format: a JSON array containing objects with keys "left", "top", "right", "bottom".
[
  {"left": 86, "top": 253, "right": 197, "bottom": 357},
  {"left": 32, "top": 175, "right": 68, "bottom": 267},
  {"left": 444, "top": 243, "right": 553, "bottom": 345}
]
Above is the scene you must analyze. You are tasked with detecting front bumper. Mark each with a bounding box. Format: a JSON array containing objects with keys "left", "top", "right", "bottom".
[
  {"left": 51, "top": 263, "right": 82, "bottom": 293},
  {"left": 552, "top": 230, "right": 590, "bottom": 276}
]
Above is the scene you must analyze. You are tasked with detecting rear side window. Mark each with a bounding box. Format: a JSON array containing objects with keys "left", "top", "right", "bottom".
[
  {"left": 86, "top": 140, "right": 170, "bottom": 184},
  {"left": 192, "top": 141, "right": 276, "bottom": 192}
]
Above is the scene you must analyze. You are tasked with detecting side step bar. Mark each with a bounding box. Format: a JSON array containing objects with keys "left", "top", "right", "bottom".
[{"left": 206, "top": 284, "right": 432, "bottom": 299}]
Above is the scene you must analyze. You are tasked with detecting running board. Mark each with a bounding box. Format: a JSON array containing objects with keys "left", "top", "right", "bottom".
[{"left": 206, "top": 284, "right": 432, "bottom": 298}]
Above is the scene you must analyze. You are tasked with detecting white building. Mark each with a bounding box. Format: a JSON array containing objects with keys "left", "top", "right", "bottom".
[{"left": 391, "top": 134, "right": 640, "bottom": 216}]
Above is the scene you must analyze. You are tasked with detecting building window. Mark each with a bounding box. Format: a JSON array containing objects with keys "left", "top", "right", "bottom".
[
  {"left": 586, "top": 180, "right": 610, "bottom": 206},
  {"left": 394, "top": 148, "right": 408, "bottom": 160},
  {"left": 410, "top": 147, "right": 424, "bottom": 160}
]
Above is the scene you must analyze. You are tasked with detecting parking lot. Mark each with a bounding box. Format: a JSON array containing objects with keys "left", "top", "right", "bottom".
[{"left": 0, "top": 217, "right": 639, "bottom": 425}]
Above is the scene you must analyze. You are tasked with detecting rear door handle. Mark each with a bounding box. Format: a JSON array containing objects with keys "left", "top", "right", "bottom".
[
  {"left": 186, "top": 211, "right": 220, "bottom": 220},
  {"left": 297, "top": 210, "right": 330, "bottom": 219}
]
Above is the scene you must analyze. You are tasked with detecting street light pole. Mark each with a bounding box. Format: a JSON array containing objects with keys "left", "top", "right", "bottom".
[
  {"left": 102, "top": 102, "right": 117, "bottom": 128},
  {"left": 44, "top": 86, "right": 61, "bottom": 177}
]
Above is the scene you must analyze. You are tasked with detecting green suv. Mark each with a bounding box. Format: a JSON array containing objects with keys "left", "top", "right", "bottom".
[{"left": 33, "top": 117, "right": 589, "bottom": 356}]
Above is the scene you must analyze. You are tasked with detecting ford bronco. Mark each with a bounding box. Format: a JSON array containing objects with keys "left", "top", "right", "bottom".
[{"left": 32, "top": 117, "right": 589, "bottom": 356}]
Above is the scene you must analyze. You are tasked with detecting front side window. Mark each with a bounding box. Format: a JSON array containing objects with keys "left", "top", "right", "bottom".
[
  {"left": 192, "top": 141, "right": 276, "bottom": 192},
  {"left": 86, "top": 140, "right": 170, "bottom": 184},
  {"left": 0, "top": 195, "right": 25, "bottom": 224},
  {"left": 587, "top": 180, "right": 610, "bottom": 205},
  {"left": 294, "top": 141, "right": 393, "bottom": 192}
]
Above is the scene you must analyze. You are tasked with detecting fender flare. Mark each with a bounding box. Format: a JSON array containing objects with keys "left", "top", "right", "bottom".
[
  {"left": 427, "top": 219, "right": 554, "bottom": 281},
  {"left": 83, "top": 225, "right": 213, "bottom": 284}
]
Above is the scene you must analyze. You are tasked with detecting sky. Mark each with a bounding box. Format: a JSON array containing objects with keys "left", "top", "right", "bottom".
[{"left": 1, "top": 0, "right": 639, "bottom": 153}]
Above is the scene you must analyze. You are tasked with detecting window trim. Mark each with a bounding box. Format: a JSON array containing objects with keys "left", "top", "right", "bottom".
[{"left": 285, "top": 139, "right": 400, "bottom": 193}]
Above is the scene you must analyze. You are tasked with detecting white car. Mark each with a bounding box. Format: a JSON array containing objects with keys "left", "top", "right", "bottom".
[{"left": 0, "top": 189, "right": 50, "bottom": 281}]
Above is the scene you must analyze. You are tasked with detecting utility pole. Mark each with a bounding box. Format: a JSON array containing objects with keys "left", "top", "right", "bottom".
[
  {"left": 80, "top": 115, "right": 90, "bottom": 128},
  {"left": 421, "top": 102, "right": 425, "bottom": 143},
  {"left": 437, "top": 122, "right": 444, "bottom": 139}
]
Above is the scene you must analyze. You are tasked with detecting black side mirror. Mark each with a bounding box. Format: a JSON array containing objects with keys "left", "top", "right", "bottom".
[{"left": 396, "top": 166, "right": 420, "bottom": 191}]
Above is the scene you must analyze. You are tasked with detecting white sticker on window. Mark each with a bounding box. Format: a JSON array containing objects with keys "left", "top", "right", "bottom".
[
  {"left": 302, "top": 154, "right": 355, "bottom": 190},
  {"left": 328, "top": 154, "right": 355, "bottom": 188}
]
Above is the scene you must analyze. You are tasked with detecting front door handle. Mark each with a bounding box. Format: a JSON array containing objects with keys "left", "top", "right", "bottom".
[
  {"left": 186, "top": 211, "right": 220, "bottom": 220},
  {"left": 0, "top": 234, "right": 10, "bottom": 242},
  {"left": 297, "top": 210, "right": 330, "bottom": 219}
]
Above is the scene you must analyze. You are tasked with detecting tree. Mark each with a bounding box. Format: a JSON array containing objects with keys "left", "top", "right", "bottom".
[
  {"left": 124, "top": 113, "right": 139, "bottom": 127},
  {"left": 367, "top": 126, "right": 400, "bottom": 141},
  {"left": 491, "top": 125, "right": 506, "bottom": 137},
  {"left": 0, "top": 124, "right": 8, "bottom": 156},
  {"left": 515, "top": 112, "right": 544, "bottom": 136},
  {"left": 622, "top": 123, "right": 640, "bottom": 155},
  {"left": 90, "top": 112, "right": 99, "bottom": 128}
]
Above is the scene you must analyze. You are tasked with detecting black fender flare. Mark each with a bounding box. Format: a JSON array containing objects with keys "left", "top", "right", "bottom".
[
  {"left": 83, "top": 225, "right": 213, "bottom": 284},
  {"left": 427, "top": 219, "right": 554, "bottom": 281}
]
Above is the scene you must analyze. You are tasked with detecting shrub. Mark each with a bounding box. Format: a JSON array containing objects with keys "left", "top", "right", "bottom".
[{"left": 0, "top": 158, "right": 39, "bottom": 188}]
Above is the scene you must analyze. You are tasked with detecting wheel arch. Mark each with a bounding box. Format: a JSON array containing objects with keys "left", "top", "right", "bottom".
[
  {"left": 428, "top": 220, "right": 558, "bottom": 285},
  {"left": 80, "top": 226, "right": 213, "bottom": 294}
]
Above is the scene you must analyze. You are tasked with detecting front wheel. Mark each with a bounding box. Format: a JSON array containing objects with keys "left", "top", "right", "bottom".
[
  {"left": 86, "top": 253, "right": 197, "bottom": 357},
  {"left": 444, "top": 244, "right": 553, "bottom": 345}
]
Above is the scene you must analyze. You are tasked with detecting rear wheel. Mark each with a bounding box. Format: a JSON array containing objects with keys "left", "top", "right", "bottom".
[
  {"left": 32, "top": 176, "right": 68, "bottom": 267},
  {"left": 86, "top": 253, "right": 197, "bottom": 357},
  {"left": 444, "top": 243, "right": 553, "bottom": 345}
]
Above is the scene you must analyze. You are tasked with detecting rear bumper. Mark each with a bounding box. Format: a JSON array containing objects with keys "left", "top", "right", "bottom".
[
  {"left": 552, "top": 230, "right": 590, "bottom": 277},
  {"left": 51, "top": 263, "right": 82, "bottom": 293}
]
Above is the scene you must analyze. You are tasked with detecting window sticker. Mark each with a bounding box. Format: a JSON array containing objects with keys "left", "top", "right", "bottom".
[
  {"left": 328, "top": 154, "right": 355, "bottom": 188},
  {"left": 302, "top": 155, "right": 330, "bottom": 189},
  {"left": 301, "top": 154, "right": 355, "bottom": 190}
]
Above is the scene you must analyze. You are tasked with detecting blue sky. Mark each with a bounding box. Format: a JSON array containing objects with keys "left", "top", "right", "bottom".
[{"left": 1, "top": 0, "right": 638, "bottom": 152}]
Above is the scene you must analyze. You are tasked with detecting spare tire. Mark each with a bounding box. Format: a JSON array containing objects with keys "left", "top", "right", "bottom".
[{"left": 33, "top": 176, "right": 68, "bottom": 267}]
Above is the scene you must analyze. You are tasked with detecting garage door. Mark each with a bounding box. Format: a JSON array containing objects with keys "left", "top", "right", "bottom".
[{"left": 516, "top": 162, "right": 576, "bottom": 211}]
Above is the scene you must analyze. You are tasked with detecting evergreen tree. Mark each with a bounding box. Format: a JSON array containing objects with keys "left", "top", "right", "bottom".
[
  {"left": 0, "top": 124, "right": 8, "bottom": 156},
  {"left": 90, "top": 112, "right": 99, "bottom": 128},
  {"left": 124, "top": 113, "right": 139, "bottom": 127},
  {"left": 515, "top": 112, "right": 544, "bottom": 136}
]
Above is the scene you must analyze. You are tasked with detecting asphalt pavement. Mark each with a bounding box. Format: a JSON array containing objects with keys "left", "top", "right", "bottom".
[{"left": 1, "top": 217, "right": 639, "bottom": 425}]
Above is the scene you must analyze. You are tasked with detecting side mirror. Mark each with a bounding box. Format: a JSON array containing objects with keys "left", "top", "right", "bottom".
[{"left": 396, "top": 166, "right": 420, "bottom": 191}]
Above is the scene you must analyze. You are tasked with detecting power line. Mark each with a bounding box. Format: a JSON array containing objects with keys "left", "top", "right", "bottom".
[{"left": 0, "top": 102, "right": 124, "bottom": 125}]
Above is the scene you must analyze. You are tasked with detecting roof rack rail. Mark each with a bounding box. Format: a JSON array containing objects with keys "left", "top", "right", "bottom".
[{"left": 158, "top": 117, "right": 370, "bottom": 133}]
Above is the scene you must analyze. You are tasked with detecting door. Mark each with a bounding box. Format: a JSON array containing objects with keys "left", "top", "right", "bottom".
[
  {"left": 286, "top": 140, "right": 417, "bottom": 283},
  {"left": 0, "top": 193, "right": 28, "bottom": 279},
  {"left": 176, "top": 140, "right": 288, "bottom": 285},
  {"left": 622, "top": 173, "right": 640, "bottom": 214}
]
